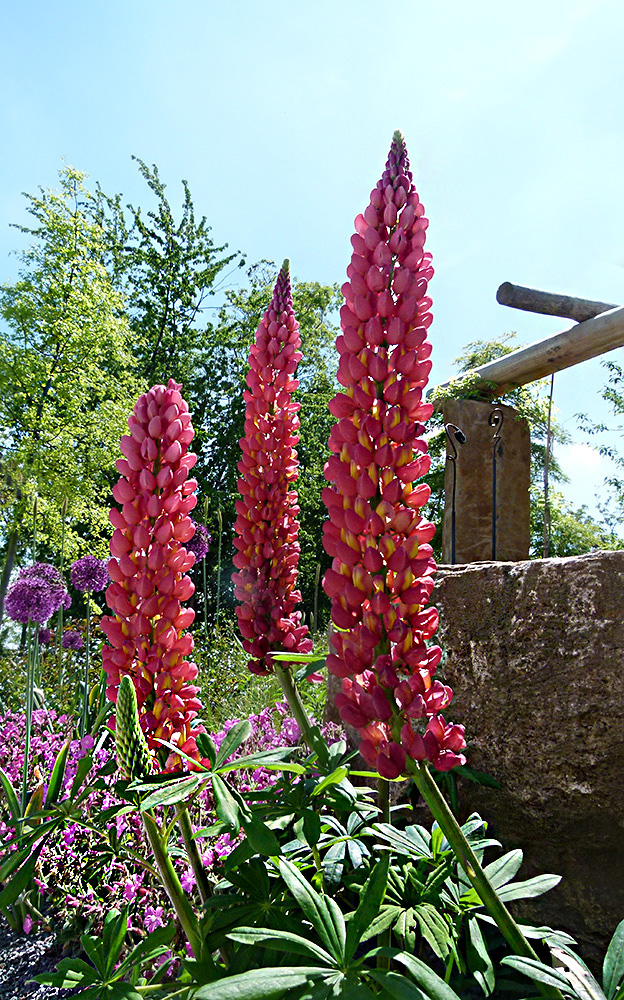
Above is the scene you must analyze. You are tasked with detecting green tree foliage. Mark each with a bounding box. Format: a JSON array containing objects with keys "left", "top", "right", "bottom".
[
  {"left": 190, "top": 262, "right": 340, "bottom": 620},
  {"left": 425, "top": 334, "right": 619, "bottom": 559},
  {"left": 0, "top": 167, "right": 141, "bottom": 566},
  {"left": 95, "top": 158, "right": 244, "bottom": 386},
  {"left": 577, "top": 358, "right": 624, "bottom": 533}
]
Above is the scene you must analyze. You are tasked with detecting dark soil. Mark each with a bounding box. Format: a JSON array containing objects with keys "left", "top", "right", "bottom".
[{"left": 0, "top": 915, "right": 79, "bottom": 999}]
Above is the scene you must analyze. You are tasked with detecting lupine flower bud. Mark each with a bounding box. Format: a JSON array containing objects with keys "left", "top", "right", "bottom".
[
  {"left": 322, "top": 132, "right": 466, "bottom": 777},
  {"left": 233, "top": 261, "right": 313, "bottom": 675},
  {"left": 116, "top": 674, "right": 154, "bottom": 780},
  {"left": 101, "top": 379, "right": 205, "bottom": 770}
]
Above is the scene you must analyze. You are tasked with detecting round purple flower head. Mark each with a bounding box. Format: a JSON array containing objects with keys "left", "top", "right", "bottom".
[
  {"left": 186, "top": 520, "right": 211, "bottom": 561},
  {"left": 5, "top": 563, "right": 70, "bottom": 625},
  {"left": 71, "top": 555, "right": 109, "bottom": 593},
  {"left": 38, "top": 628, "right": 54, "bottom": 646},
  {"left": 62, "top": 629, "right": 84, "bottom": 651}
]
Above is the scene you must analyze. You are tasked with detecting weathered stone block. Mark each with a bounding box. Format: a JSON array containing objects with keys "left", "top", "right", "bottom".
[{"left": 434, "top": 551, "right": 624, "bottom": 962}]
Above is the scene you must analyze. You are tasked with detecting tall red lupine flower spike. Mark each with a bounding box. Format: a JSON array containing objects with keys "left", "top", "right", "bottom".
[
  {"left": 101, "top": 379, "right": 205, "bottom": 771},
  {"left": 322, "top": 132, "right": 466, "bottom": 778},
  {"left": 233, "top": 260, "right": 313, "bottom": 675}
]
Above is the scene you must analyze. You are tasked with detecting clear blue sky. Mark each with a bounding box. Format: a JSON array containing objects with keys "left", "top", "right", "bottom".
[{"left": 2, "top": 0, "right": 623, "bottom": 525}]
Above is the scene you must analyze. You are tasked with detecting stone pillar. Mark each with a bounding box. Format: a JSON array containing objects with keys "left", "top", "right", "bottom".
[{"left": 441, "top": 398, "right": 530, "bottom": 563}]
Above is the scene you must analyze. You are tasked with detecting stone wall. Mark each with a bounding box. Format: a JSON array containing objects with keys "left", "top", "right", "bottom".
[{"left": 433, "top": 551, "right": 624, "bottom": 962}]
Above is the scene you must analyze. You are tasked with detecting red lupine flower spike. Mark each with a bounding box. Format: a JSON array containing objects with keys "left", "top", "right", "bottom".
[
  {"left": 101, "top": 379, "right": 206, "bottom": 771},
  {"left": 322, "top": 132, "right": 466, "bottom": 777},
  {"left": 233, "top": 260, "right": 313, "bottom": 676}
]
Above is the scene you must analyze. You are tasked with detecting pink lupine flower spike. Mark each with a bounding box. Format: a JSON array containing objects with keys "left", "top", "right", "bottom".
[{"left": 322, "top": 131, "right": 466, "bottom": 779}]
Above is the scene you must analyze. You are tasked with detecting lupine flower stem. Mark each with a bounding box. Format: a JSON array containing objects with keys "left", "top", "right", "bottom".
[
  {"left": 142, "top": 811, "right": 203, "bottom": 958},
  {"left": 409, "top": 763, "right": 563, "bottom": 999},
  {"left": 273, "top": 663, "right": 326, "bottom": 762},
  {"left": 175, "top": 803, "right": 212, "bottom": 904}
]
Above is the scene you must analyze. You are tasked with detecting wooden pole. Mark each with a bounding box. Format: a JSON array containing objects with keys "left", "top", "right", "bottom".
[
  {"left": 431, "top": 305, "right": 624, "bottom": 401},
  {"left": 496, "top": 282, "right": 618, "bottom": 323}
]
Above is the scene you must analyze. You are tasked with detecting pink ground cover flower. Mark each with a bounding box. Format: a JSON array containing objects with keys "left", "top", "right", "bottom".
[
  {"left": 233, "top": 260, "right": 313, "bottom": 675},
  {"left": 101, "top": 379, "right": 204, "bottom": 769},
  {"left": 322, "top": 131, "right": 466, "bottom": 778}
]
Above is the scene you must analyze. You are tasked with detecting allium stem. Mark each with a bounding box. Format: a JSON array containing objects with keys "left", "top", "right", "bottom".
[
  {"left": 79, "top": 599, "right": 91, "bottom": 738},
  {"left": 410, "top": 763, "right": 563, "bottom": 999},
  {"left": 142, "top": 811, "right": 203, "bottom": 958},
  {"left": 176, "top": 803, "right": 211, "bottom": 905},
  {"left": 21, "top": 621, "right": 36, "bottom": 814},
  {"left": 216, "top": 508, "right": 223, "bottom": 621}
]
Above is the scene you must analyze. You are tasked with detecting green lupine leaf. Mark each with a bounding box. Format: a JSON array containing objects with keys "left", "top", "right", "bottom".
[
  {"left": 241, "top": 811, "right": 281, "bottom": 857},
  {"left": 277, "top": 858, "right": 343, "bottom": 960},
  {"left": 373, "top": 950, "right": 463, "bottom": 1000},
  {"left": 310, "top": 766, "right": 349, "bottom": 797},
  {"left": 79, "top": 932, "right": 107, "bottom": 977},
  {"left": 212, "top": 774, "right": 241, "bottom": 834},
  {"left": 414, "top": 903, "right": 452, "bottom": 960},
  {"left": 102, "top": 907, "right": 130, "bottom": 975},
  {"left": 604, "top": 919, "right": 624, "bottom": 1000},
  {"left": 345, "top": 854, "right": 390, "bottom": 962},
  {"left": 0, "top": 842, "right": 43, "bottom": 910},
  {"left": 196, "top": 732, "right": 217, "bottom": 768},
  {"left": 116, "top": 922, "right": 176, "bottom": 979},
  {"left": 0, "top": 766, "right": 20, "bottom": 826},
  {"left": 214, "top": 720, "right": 253, "bottom": 769},
  {"left": 294, "top": 810, "right": 321, "bottom": 848},
  {"left": 501, "top": 956, "right": 576, "bottom": 992},
  {"left": 358, "top": 906, "right": 401, "bottom": 943},
  {"left": 482, "top": 848, "right": 524, "bottom": 888},
  {"left": 45, "top": 739, "right": 71, "bottom": 807},
  {"left": 467, "top": 914, "right": 495, "bottom": 995},
  {"left": 33, "top": 957, "right": 100, "bottom": 988},
  {"left": 71, "top": 753, "right": 95, "bottom": 798},
  {"left": 369, "top": 970, "right": 428, "bottom": 1000},
  {"left": 228, "top": 926, "right": 335, "bottom": 965},
  {"left": 374, "top": 823, "right": 432, "bottom": 858},
  {"left": 195, "top": 966, "right": 327, "bottom": 999},
  {"left": 138, "top": 774, "right": 203, "bottom": 811},
  {"left": 551, "top": 946, "right": 606, "bottom": 1000},
  {"left": 497, "top": 874, "right": 561, "bottom": 901}
]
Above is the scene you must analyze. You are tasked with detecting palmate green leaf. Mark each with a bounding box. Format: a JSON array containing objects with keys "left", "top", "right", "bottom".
[
  {"left": 369, "top": 970, "right": 428, "bottom": 1000},
  {"left": 359, "top": 906, "right": 402, "bottom": 943},
  {"left": 214, "top": 720, "right": 253, "bottom": 769},
  {"left": 217, "top": 747, "right": 306, "bottom": 775},
  {"left": 482, "top": 848, "right": 524, "bottom": 888},
  {"left": 467, "top": 914, "right": 495, "bottom": 995},
  {"left": 310, "top": 766, "right": 349, "bottom": 797},
  {"left": 138, "top": 774, "right": 204, "bottom": 811},
  {"left": 414, "top": 903, "right": 452, "bottom": 961},
  {"left": 45, "top": 738, "right": 72, "bottom": 806},
  {"left": 374, "top": 823, "right": 432, "bottom": 858},
  {"left": 196, "top": 732, "right": 218, "bottom": 768},
  {"left": 278, "top": 858, "right": 344, "bottom": 961},
  {"left": 212, "top": 774, "right": 241, "bottom": 834},
  {"left": 372, "top": 949, "right": 463, "bottom": 1000},
  {"left": 33, "top": 956, "right": 100, "bottom": 988},
  {"left": 228, "top": 926, "right": 335, "bottom": 965},
  {"left": 604, "top": 919, "right": 624, "bottom": 1000},
  {"left": 116, "top": 921, "right": 176, "bottom": 979},
  {"left": 0, "top": 844, "right": 31, "bottom": 881},
  {"left": 551, "top": 946, "right": 606, "bottom": 1000},
  {"left": 0, "top": 841, "right": 44, "bottom": 910},
  {"left": 345, "top": 854, "right": 390, "bottom": 962},
  {"left": 294, "top": 809, "right": 322, "bottom": 848},
  {"left": 195, "top": 966, "right": 327, "bottom": 999},
  {"left": 501, "top": 956, "right": 575, "bottom": 993},
  {"left": 102, "top": 906, "right": 130, "bottom": 977},
  {"left": 241, "top": 810, "right": 281, "bottom": 857},
  {"left": 0, "top": 766, "right": 20, "bottom": 826},
  {"left": 497, "top": 873, "right": 561, "bottom": 902}
]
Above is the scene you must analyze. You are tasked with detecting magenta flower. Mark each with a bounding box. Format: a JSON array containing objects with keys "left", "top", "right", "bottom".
[
  {"left": 232, "top": 260, "right": 313, "bottom": 675},
  {"left": 100, "top": 379, "right": 205, "bottom": 769},
  {"left": 322, "top": 132, "right": 466, "bottom": 778},
  {"left": 62, "top": 629, "right": 84, "bottom": 651},
  {"left": 6, "top": 563, "right": 69, "bottom": 625}
]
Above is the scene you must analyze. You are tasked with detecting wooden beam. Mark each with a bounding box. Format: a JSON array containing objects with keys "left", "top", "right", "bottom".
[
  {"left": 496, "top": 282, "right": 618, "bottom": 323},
  {"left": 431, "top": 305, "right": 624, "bottom": 401}
]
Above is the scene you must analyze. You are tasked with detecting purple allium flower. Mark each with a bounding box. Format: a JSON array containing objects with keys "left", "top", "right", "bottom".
[
  {"left": 5, "top": 563, "right": 70, "bottom": 625},
  {"left": 185, "top": 520, "right": 211, "bottom": 561},
  {"left": 62, "top": 630, "right": 84, "bottom": 651},
  {"left": 70, "top": 555, "right": 109, "bottom": 593},
  {"left": 38, "top": 628, "right": 54, "bottom": 646}
]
